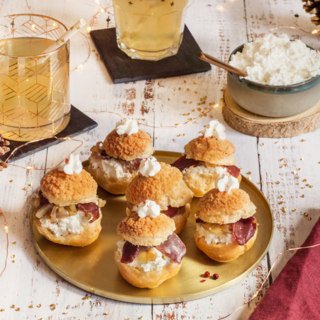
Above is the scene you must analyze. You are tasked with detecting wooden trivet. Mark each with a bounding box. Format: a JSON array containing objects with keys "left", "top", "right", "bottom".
[
  {"left": 222, "top": 87, "right": 320, "bottom": 138},
  {"left": 0, "top": 106, "right": 97, "bottom": 163},
  {"left": 90, "top": 26, "right": 211, "bottom": 84}
]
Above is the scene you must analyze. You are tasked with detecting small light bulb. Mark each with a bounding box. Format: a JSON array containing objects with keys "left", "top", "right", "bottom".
[
  {"left": 312, "top": 29, "right": 319, "bottom": 34},
  {"left": 4, "top": 226, "right": 8, "bottom": 234},
  {"left": 101, "top": 8, "right": 105, "bottom": 12},
  {"left": 53, "top": 23, "right": 57, "bottom": 27},
  {"left": 215, "top": 5, "right": 226, "bottom": 11},
  {"left": 87, "top": 26, "right": 92, "bottom": 32},
  {"left": 78, "top": 64, "right": 83, "bottom": 69}
]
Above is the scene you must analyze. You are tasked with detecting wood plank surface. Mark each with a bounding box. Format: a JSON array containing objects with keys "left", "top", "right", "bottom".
[{"left": 0, "top": 0, "right": 319, "bottom": 319}]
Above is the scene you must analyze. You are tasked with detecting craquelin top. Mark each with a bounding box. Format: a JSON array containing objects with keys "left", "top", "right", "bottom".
[
  {"left": 103, "top": 129, "right": 154, "bottom": 161},
  {"left": 126, "top": 162, "right": 194, "bottom": 210},
  {"left": 40, "top": 169, "right": 97, "bottom": 206},
  {"left": 185, "top": 136, "right": 236, "bottom": 165},
  {"left": 117, "top": 213, "right": 175, "bottom": 246},
  {"left": 196, "top": 188, "right": 256, "bottom": 224}
]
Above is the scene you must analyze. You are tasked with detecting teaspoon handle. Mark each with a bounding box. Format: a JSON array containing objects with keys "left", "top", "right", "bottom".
[{"left": 198, "top": 52, "right": 248, "bottom": 77}]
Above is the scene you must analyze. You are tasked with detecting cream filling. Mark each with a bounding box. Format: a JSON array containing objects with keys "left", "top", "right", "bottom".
[
  {"left": 202, "top": 120, "right": 226, "bottom": 140},
  {"left": 132, "top": 200, "right": 161, "bottom": 218},
  {"left": 117, "top": 240, "right": 171, "bottom": 273},
  {"left": 216, "top": 174, "right": 239, "bottom": 193},
  {"left": 139, "top": 156, "right": 161, "bottom": 177},
  {"left": 89, "top": 156, "right": 132, "bottom": 181},
  {"left": 183, "top": 165, "right": 227, "bottom": 175},
  {"left": 116, "top": 118, "right": 139, "bottom": 136},
  {"left": 196, "top": 223, "right": 233, "bottom": 245},
  {"left": 40, "top": 211, "right": 90, "bottom": 237}
]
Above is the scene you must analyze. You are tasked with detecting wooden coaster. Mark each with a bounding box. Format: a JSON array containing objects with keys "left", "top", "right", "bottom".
[
  {"left": 0, "top": 106, "right": 97, "bottom": 163},
  {"left": 90, "top": 26, "right": 211, "bottom": 84},
  {"left": 222, "top": 87, "right": 320, "bottom": 138}
]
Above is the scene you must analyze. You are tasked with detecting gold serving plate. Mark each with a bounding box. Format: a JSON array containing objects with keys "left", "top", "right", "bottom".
[{"left": 30, "top": 151, "right": 274, "bottom": 304}]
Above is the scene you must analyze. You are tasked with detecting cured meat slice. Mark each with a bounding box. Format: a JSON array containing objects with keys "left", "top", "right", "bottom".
[
  {"left": 155, "top": 233, "right": 186, "bottom": 264},
  {"left": 77, "top": 203, "right": 100, "bottom": 223},
  {"left": 121, "top": 241, "right": 140, "bottom": 263},
  {"left": 39, "top": 192, "right": 49, "bottom": 206},
  {"left": 171, "top": 155, "right": 200, "bottom": 172},
  {"left": 172, "top": 155, "right": 241, "bottom": 179},
  {"left": 163, "top": 206, "right": 180, "bottom": 218},
  {"left": 232, "top": 217, "right": 256, "bottom": 245},
  {"left": 224, "top": 165, "right": 240, "bottom": 178}
]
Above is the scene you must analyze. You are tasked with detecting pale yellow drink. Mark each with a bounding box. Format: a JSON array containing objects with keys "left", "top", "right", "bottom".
[
  {"left": 113, "top": 0, "right": 189, "bottom": 60},
  {"left": 0, "top": 37, "right": 70, "bottom": 142}
]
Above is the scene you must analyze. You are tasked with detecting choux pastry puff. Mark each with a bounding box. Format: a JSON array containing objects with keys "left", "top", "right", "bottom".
[
  {"left": 33, "top": 154, "right": 105, "bottom": 247},
  {"left": 88, "top": 118, "right": 154, "bottom": 195},
  {"left": 194, "top": 173, "right": 257, "bottom": 262},
  {"left": 126, "top": 157, "right": 193, "bottom": 234},
  {"left": 115, "top": 202, "right": 186, "bottom": 289},
  {"left": 172, "top": 119, "right": 241, "bottom": 197}
]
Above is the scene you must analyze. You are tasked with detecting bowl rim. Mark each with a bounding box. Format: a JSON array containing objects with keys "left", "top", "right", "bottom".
[{"left": 228, "top": 42, "right": 320, "bottom": 92}]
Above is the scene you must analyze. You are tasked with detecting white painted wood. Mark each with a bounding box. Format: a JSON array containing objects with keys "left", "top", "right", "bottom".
[
  {"left": 245, "top": 0, "right": 320, "bottom": 289},
  {"left": 0, "top": 0, "right": 319, "bottom": 319}
]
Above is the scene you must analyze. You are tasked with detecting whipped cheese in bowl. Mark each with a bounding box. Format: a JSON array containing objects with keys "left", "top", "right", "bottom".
[{"left": 230, "top": 33, "right": 320, "bottom": 86}]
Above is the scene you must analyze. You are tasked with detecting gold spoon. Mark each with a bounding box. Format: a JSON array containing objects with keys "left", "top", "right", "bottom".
[{"left": 198, "top": 52, "right": 248, "bottom": 77}]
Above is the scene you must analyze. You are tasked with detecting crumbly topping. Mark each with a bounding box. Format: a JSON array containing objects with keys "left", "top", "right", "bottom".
[
  {"left": 126, "top": 163, "right": 183, "bottom": 205},
  {"left": 40, "top": 169, "right": 97, "bottom": 202},
  {"left": 117, "top": 214, "right": 175, "bottom": 239},
  {"left": 185, "top": 136, "right": 235, "bottom": 163},
  {"left": 103, "top": 129, "right": 153, "bottom": 161},
  {"left": 198, "top": 188, "right": 250, "bottom": 213}
]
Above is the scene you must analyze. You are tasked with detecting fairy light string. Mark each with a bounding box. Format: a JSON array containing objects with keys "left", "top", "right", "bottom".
[
  {"left": 0, "top": 136, "right": 83, "bottom": 279},
  {"left": 1, "top": 136, "right": 83, "bottom": 172},
  {"left": 16, "top": 0, "right": 320, "bottom": 73},
  {"left": 22, "top": 0, "right": 197, "bottom": 72},
  {"left": 85, "top": 102, "right": 221, "bottom": 129},
  {"left": 260, "top": 25, "right": 317, "bottom": 37}
]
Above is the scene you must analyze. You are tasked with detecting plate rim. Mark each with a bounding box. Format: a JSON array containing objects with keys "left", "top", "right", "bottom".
[{"left": 30, "top": 150, "right": 274, "bottom": 304}]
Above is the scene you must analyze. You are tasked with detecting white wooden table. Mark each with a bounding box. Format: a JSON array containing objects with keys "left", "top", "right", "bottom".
[{"left": 1, "top": 0, "right": 319, "bottom": 319}]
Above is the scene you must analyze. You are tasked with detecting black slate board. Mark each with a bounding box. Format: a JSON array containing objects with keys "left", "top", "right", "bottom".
[
  {"left": 90, "top": 26, "right": 211, "bottom": 84},
  {"left": 1, "top": 106, "right": 97, "bottom": 164}
]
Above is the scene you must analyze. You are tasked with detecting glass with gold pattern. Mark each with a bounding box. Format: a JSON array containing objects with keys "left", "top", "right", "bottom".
[
  {"left": 0, "top": 14, "right": 70, "bottom": 142},
  {"left": 112, "top": 0, "right": 189, "bottom": 61}
]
